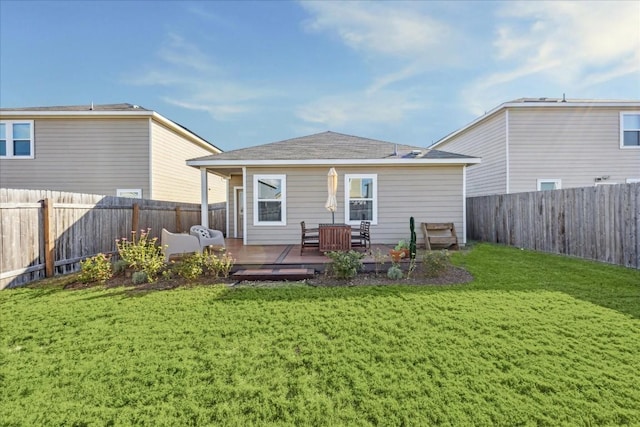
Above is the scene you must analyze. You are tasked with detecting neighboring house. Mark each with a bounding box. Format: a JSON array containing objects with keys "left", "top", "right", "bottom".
[
  {"left": 186, "top": 131, "right": 480, "bottom": 246},
  {"left": 430, "top": 98, "right": 640, "bottom": 197},
  {"left": 0, "top": 103, "right": 226, "bottom": 203}
]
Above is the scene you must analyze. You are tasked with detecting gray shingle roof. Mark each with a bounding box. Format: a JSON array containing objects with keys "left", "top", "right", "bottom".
[
  {"left": 192, "top": 131, "right": 473, "bottom": 162},
  {"left": 0, "top": 103, "right": 149, "bottom": 112}
]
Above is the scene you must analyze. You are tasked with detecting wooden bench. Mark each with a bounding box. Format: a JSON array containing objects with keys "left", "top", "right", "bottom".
[{"left": 421, "top": 222, "right": 459, "bottom": 250}]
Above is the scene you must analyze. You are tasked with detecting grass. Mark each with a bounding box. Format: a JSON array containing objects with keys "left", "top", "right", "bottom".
[{"left": 1, "top": 243, "right": 639, "bottom": 426}]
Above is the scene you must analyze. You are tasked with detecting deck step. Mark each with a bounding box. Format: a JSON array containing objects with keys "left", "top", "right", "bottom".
[{"left": 232, "top": 268, "right": 315, "bottom": 281}]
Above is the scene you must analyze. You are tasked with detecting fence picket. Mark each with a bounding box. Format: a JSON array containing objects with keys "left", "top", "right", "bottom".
[
  {"left": 467, "top": 183, "right": 639, "bottom": 269},
  {"left": 0, "top": 189, "right": 226, "bottom": 288}
]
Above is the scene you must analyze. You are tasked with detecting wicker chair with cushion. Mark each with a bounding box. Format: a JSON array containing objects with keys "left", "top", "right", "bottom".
[
  {"left": 190, "top": 225, "right": 225, "bottom": 251},
  {"left": 161, "top": 228, "right": 201, "bottom": 262},
  {"left": 300, "top": 221, "right": 319, "bottom": 255}
]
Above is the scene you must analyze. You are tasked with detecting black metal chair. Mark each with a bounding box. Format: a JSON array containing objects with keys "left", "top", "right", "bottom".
[
  {"left": 351, "top": 221, "right": 371, "bottom": 250},
  {"left": 300, "top": 221, "right": 319, "bottom": 255}
]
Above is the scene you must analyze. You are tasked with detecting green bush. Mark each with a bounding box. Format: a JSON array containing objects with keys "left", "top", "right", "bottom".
[
  {"left": 202, "top": 250, "right": 234, "bottom": 278},
  {"left": 173, "top": 253, "right": 204, "bottom": 280},
  {"left": 422, "top": 250, "right": 451, "bottom": 277},
  {"left": 79, "top": 253, "right": 112, "bottom": 284},
  {"left": 116, "top": 228, "right": 165, "bottom": 282},
  {"left": 387, "top": 264, "right": 403, "bottom": 280},
  {"left": 131, "top": 271, "right": 149, "bottom": 285},
  {"left": 112, "top": 259, "right": 128, "bottom": 275},
  {"left": 325, "top": 250, "right": 364, "bottom": 280}
]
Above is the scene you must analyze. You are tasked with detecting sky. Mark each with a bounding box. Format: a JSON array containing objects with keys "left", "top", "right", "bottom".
[{"left": 1, "top": 1, "right": 639, "bottom": 151}]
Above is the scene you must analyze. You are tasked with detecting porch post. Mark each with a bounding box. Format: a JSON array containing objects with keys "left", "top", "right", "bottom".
[{"left": 200, "top": 168, "right": 209, "bottom": 228}]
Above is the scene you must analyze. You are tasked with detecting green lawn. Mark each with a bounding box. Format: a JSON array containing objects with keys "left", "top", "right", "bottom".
[{"left": 1, "top": 244, "right": 639, "bottom": 426}]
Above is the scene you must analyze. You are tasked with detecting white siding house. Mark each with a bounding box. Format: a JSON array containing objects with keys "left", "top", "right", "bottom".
[
  {"left": 187, "top": 132, "right": 480, "bottom": 246},
  {"left": 431, "top": 98, "right": 640, "bottom": 197},
  {"left": 0, "top": 103, "right": 225, "bottom": 203}
]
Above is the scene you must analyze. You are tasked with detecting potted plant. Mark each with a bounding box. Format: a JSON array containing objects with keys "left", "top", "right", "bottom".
[
  {"left": 395, "top": 240, "right": 410, "bottom": 259},
  {"left": 390, "top": 240, "right": 409, "bottom": 262}
]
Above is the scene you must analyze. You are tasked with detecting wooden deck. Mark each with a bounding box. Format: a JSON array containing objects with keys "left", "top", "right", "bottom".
[{"left": 221, "top": 238, "right": 395, "bottom": 275}]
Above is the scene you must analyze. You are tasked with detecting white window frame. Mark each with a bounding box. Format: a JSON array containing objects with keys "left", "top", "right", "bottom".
[
  {"left": 344, "top": 173, "right": 378, "bottom": 225},
  {"left": 0, "top": 120, "right": 34, "bottom": 159},
  {"left": 116, "top": 189, "right": 143, "bottom": 198},
  {"left": 253, "top": 174, "right": 286, "bottom": 226},
  {"left": 537, "top": 179, "right": 561, "bottom": 191},
  {"left": 620, "top": 112, "right": 640, "bottom": 149}
]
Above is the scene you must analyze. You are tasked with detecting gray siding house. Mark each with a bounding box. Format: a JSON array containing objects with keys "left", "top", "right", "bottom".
[
  {"left": 430, "top": 98, "right": 640, "bottom": 197},
  {"left": 0, "top": 103, "right": 226, "bottom": 203},
  {"left": 187, "top": 132, "right": 480, "bottom": 246}
]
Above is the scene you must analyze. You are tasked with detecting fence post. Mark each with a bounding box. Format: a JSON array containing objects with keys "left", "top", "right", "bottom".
[
  {"left": 132, "top": 203, "right": 139, "bottom": 234},
  {"left": 175, "top": 206, "right": 182, "bottom": 232},
  {"left": 42, "top": 198, "right": 55, "bottom": 277}
]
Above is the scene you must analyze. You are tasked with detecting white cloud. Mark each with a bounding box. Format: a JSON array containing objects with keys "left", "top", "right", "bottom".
[
  {"left": 298, "top": 2, "right": 459, "bottom": 126},
  {"left": 296, "top": 89, "right": 424, "bottom": 127},
  {"left": 464, "top": 1, "right": 640, "bottom": 113},
  {"left": 126, "top": 34, "right": 275, "bottom": 121},
  {"left": 302, "top": 2, "right": 453, "bottom": 60}
]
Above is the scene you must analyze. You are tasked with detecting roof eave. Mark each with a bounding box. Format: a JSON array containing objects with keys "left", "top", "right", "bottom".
[{"left": 187, "top": 158, "right": 481, "bottom": 168}]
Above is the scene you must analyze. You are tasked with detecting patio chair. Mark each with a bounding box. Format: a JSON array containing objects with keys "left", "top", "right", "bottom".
[
  {"left": 190, "top": 225, "right": 225, "bottom": 251},
  {"left": 351, "top": 221, "right": 371, "bottom": 250},
  {"left": 300, "top": 221, "right": 319, "bottom": 255},
  {"left": 161, "top": 228, "right": 201, "bottom": 262}
]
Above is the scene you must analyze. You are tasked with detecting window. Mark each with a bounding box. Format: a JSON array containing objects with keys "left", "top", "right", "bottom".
[
  {"left": 345, "top": 174, "right": 377, "bottom": 225},
  {"left": 116, "top": 189, "right": 142, "bottom": 198},
  {"left": 0, "top": 120, "right": 34, "bottom": 158},
  {"left": 621, "top": 112, "right": 640, "bottom": 148},
  {"left": 537, "top": 179, "right": 561, "bottom": 191},
  {"left": 253, "top": 174, "right": 286, "bottom": 225}
]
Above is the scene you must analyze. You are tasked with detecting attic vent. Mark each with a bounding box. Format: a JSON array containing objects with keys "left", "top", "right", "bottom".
[
  {"left": 132, "top": 105, "right": 140, "bottom": 109},
  {"left": 411, "top": 150, "right": 422, "bottom": 155}
]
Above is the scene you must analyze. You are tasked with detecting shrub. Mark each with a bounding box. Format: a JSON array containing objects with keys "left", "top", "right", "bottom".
[
  {"left": 387, "top": 264, "right": 403, "bottom": 280},
  {"left": 325, "top": 250, "right": 364, "bottom": 280},
  {"left": 79, "top": 253, "right": 112, "bottom": 284},
  {"left": 112, "top": 259, "right": 128, "bottom": 275},
  {"left": 422, "top": 250, "right": 451, "bottom": 277},
  {"left": 132, "top": 271, "right": 149, "bottom": 285},
  {"left": 202, "top": 250, "right": 234, "bottom": 278},
  {"left": 173, "top": 253, "right": 204, "bottom": 280},
  {"left": 116, "top": 229, "right": 165, "bottom": 282}
]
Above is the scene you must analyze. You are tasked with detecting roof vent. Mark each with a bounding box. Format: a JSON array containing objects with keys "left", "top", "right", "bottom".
[
  {"left": 411, "top": 150, "right": 422, "bottom": 155},
  {"left": 132, "top": 105, "right": 140, "bottom": 109}
]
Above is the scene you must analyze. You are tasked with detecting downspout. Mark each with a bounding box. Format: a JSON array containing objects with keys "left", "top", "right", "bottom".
[
  {"left": 505, "top": 109, "right": 510, "bottom": 194},
  {"left": 200, "top": 168, "right": 209, "bottom": 228},
  {"left": 148, "top": 118, "right": 153, "bottom": 198},
  {"left": 462, "top": 165, "right": 467, "bottom": 246},
  {"left": 225, "top": 178, "right": 230, "bottom": 238}
]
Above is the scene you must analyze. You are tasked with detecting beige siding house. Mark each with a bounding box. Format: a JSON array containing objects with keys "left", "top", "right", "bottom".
[
  {"left": 187, "top": 132, "right": 480, "bottom": 246},
  {"left": 0, "top": 103, "right": 225, "bottom": 203},
  {"left": 431, "top": 98, "right": 640, "bottom": 197}
]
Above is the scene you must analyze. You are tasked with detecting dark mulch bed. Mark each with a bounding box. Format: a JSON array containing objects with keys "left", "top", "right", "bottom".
[
  {"left": 306, "top": 265, "right": 473, "bottom": 287},
  {"left": 63, "top": 264, "right": 473, "bottom": 291}
]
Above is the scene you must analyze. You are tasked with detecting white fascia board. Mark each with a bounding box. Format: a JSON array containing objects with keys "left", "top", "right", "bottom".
[
  {"left": 431, "top": 100, "right": 640, "bottom": 149},
  {"left": 186, "top": 158, "right": 482, "bottom": 167}
]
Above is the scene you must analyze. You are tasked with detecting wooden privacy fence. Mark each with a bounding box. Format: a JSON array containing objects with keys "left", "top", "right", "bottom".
[
  {"left": 466, "top": 183, "right": 640, "bottom": 269},
  {"left": 0, "top": 188, "right": 226, "bottom": 289}
]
